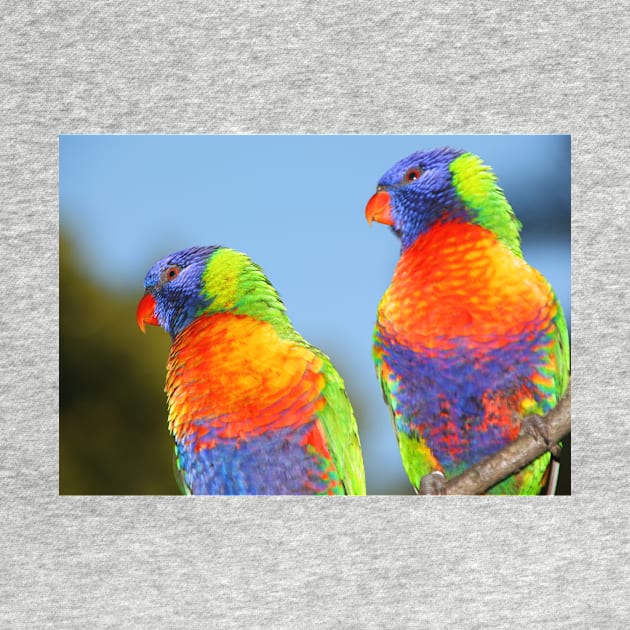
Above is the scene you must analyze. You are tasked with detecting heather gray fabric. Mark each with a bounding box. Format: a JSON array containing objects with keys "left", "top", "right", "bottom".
[{"left": 2, "top": 2, "right": 628, "bottom": 627}]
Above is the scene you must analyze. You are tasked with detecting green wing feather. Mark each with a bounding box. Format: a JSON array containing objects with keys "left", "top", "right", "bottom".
[
  {"left": 314, "top": 348, "right": 366, "bottom": 495},
  {"left": 550, "top": 297, "right": 570, "bottom": 403}
]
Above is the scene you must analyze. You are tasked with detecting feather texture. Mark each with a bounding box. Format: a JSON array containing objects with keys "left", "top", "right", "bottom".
[
  {"left": 367, "top": 148, "right": 569, "bottom": 494},
  {"left": 138, "top": 247, "right": 365, "bottom": 495}
]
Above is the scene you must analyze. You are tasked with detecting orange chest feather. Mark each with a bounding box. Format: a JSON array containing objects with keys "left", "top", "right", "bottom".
[
  {"left": 165, "top": 313, "right": 325, "bottom": 440},
  {"left": 380, "top": 222, "right": 555, "bottom": 343}
]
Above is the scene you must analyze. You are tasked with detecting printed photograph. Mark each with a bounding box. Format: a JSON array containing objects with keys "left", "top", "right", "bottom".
[{"left": 59, "top": 135, "right": 570, "bottom": 495}]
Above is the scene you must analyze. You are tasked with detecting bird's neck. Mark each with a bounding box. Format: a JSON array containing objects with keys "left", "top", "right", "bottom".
[
  {"left": 200, "top": 248, "right": 294, "bottom": 337},
  {"left": 380, "top": 221, "right": 553, "bottom": 343}
]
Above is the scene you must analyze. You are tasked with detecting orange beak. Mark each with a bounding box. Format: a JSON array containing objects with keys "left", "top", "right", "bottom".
[
  {"left": 365, "top": 190, "right": 393, "bottom": 226},
  {"left": 136, "top": 293, "right": 159, "bottom": 333}
]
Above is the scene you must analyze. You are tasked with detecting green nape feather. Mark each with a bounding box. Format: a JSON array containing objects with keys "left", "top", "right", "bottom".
[
  {"left": 450, "top": 152, "right": 523, "bottom": 257},
  {"left": 201, "top": 248, "right": 294, "bottom": 334},
  {"left": 316, "top": 353, "right": 367, "bottom": 495}
]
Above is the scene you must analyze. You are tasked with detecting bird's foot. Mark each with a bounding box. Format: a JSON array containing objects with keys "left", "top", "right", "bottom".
[
  {"left": 520, "top": 414, "right": 562, "bottom": 458},
  {"left": 417, "top": 471, "right": 447, "bottom": 495}
]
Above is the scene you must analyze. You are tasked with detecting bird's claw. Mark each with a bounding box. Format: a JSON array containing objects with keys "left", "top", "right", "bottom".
[
  {"left": 418, "top": 470, "right": 447, "bottom": 495},
  {"left": 520, "top": 415, "right": 562, "bottom": 458}
]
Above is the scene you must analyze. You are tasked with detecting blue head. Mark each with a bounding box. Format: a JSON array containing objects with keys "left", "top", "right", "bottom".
[
  {"left": 137, "top": 245, "right": 219, "bottom": 338},
  {"left": 366, "top": 147, "right": 468, "bottom": 249}
]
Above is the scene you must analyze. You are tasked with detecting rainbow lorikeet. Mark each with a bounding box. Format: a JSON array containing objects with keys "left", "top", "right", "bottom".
[
  {"left": 365, "top": 148, "right": 569, "bottom": 494},
  {"left": 136, "top": 246, "right": 366, "bottom": 495}
]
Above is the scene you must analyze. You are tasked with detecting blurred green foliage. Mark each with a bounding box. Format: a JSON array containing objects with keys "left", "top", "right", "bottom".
[{"left": 60, "top": 235, "right": 178, "bottom": 494}]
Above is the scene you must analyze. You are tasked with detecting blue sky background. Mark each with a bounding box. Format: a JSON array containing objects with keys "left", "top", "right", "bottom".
[{"left": 59, "top": 135, "right": 570, "bottom": 494}]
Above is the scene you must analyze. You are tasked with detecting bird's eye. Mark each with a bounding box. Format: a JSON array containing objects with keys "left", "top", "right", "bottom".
[
  {"left": 404, "top": 167, "right": 422, "bottom": 183},
  {"left": 162, "top": 265, "right": 181, "bottom": 283}
]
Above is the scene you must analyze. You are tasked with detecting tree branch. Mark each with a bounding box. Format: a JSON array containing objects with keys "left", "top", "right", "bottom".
[{"left": 425, "top": 380, "right": 571, "bottom": 495}]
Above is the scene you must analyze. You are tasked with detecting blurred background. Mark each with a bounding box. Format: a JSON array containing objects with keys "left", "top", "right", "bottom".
[{"left": 59, "top": 135, "right": 570, "bottom": 495}]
